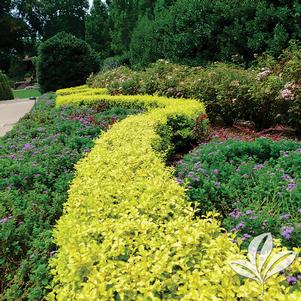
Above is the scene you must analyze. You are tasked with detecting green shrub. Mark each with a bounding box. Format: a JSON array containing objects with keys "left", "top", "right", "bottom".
[
  {"left": 90, "top": 42, "right": 301, "bottom": 134},
  {"left": 0, "top": 70, "right": 13, "bottom": 100},
  {"left": 176, "top": 139, "right": 301, "bottom": 249},
  {"left": 89, "top": 66, "right": 140, "bottom": 95},
  {"left": 37, "top": 32, "right": 100, "bottom": 93},
  {"left": 102, "top": 53, "right": 130, "bottom": 71}
]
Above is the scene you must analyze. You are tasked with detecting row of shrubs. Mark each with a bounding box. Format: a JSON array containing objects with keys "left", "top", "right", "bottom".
[
  {"left": 0, "top": 95, "right": 139, "bottom": 300},
  {"left": 89, "top": 42, "right": 301, "bottom": 135},
  {"left": 47, "top": 86, "right": 301, "bottom": 300}
]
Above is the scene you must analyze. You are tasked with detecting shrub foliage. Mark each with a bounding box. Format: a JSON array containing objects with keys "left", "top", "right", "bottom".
[
  {"left": 0, "top": 94, "right": 139, "bottom": 300},
  {"left": 129, "top": 0, "right": 301, "bottom": 67},
  {"left": 46, "top": 86, "right": 301, "bottom": 300},
  {"left": 176, "top": 139, "right": 301, "bottom": 249},
  {"left": 37, "top": 32, "right": 100, "bottom": 93},
  {"left": 90, "top": 43, "right": 301, "bottom": 134},
  {"left": 0, "top": 70, "right": 13, "bottom": 100}
]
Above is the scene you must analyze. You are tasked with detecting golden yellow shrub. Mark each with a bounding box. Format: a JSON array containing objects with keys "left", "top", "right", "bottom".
[{"left": 48, "top": 87, "right": 301, "bottom": 301}]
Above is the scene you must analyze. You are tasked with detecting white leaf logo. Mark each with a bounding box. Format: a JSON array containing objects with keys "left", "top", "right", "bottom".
[
  {"left": 229, "top": 233, "right": 297, "bottom": 297},
  {"left": 263, "top": 251, "right": 297, "bottom": 281}
]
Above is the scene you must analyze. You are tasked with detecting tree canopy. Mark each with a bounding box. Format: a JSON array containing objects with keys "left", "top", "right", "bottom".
[{"left": 2, "top": 0, "right": 301, "bottom": 75}]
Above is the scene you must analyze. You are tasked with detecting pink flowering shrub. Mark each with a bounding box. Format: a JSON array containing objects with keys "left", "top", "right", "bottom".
[{"left": 89, "top": 42, "right": 301, "bottom": 134}]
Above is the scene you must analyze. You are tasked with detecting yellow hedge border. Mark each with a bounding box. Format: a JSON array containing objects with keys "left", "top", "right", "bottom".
[
  {"left": 48, "top": 87, "right": 301, "bottom": 301},
  {"left": 56, "top": 85, "right": 107, "bottom": 96}
]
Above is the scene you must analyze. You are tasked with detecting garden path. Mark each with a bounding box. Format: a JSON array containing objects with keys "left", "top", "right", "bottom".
[{"left": 0, "top": 99, "right": 35, "bottom": 137}]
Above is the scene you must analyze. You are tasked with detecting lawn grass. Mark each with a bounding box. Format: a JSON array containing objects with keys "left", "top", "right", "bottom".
[{"left": 13, "top": 88, "right": 41, "bottom": 99}]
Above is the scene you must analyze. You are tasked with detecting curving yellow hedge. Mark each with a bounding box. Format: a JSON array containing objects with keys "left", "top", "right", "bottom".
[
  {"left": 56, "top": 85, "right": 107, "bottom": 96},
  {"left": 48, "top": 87, "right": 301, "bottom": 301}
]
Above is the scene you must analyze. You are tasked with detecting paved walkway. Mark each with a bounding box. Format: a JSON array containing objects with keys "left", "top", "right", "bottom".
[{"left": 0, "top": 99, "right": 35, "bottom": 137}]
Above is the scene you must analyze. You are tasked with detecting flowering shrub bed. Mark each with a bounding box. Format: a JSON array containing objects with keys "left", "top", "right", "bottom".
[
  {"left": 89, "top": 43, "right": 301, "bottom": 134},
  {"left": 47, "top": 87, "right": 301, "bottom": 300},
  {"left": 176, "top": 139, "right": 301, "bottom": 249},
  {"left": 0, "top": 95, "right": 139, "bottom": 300}
]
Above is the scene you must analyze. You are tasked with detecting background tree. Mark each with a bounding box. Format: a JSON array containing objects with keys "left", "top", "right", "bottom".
[
  {"left": 129, "top": 0, "right": 301, "bottom": 68},
  {"left": 85, "top": 0, "right": 111, "bottom": 59},
  {"left": 108, "top": 0, "right": 139, "bottom": 54},
  {"left": 0, "top": 70, "right": 13, "bottom": 100},
  {"left": 0, "top": 0, "right": 27, "bottom": 72},
  {"left": 42, "top": 0, "right": 89, "bottom": 39}
]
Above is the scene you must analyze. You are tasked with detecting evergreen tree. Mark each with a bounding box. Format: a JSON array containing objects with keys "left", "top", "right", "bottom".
[
  {"left": 15, "top": 0, "right": 89, "bottom": 39},
  {"left": 130, "top": 15, "right": 157, "bottom": 68},
  {"left": 108, "top": 0, "right": 139, "bottom": 54},
  {"left": 0, "top": 0, "right": 27, "bottom": 71},
  {"left": 85, "top": 0, "right": 111, "bottom": 59},
  {"left": 42, "top": 0, "right": 89, "bottom": 39},
  {"left": 137, "top": 0, "right": 157, "bottom": 18}
]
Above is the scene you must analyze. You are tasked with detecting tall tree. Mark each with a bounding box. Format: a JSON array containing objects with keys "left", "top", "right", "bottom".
[
  {"left": 14, "top": 0, "right": 89, "bottom": 40},
  {"left": 0, "top": 0, "right": 27, "bottom": 71},
  {"left": 108, "top": 0, "right": 139, "bottom": 54},
  {"left": 42, "top": 0, "right": 89, "bottom": 39},
  {"left": 14, "top": 0, "right": 44, "bottom": 39},
  {"left": 137, "top": 0, "right": 157, "bottom": 18},
  {"left": 85, "top": 0, "right": 111, "bottom": 59}
]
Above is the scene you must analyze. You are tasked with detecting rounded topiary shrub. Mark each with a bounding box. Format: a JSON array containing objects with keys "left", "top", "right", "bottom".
[
  {"left": 0, "top": 71, "right": 13, "bottom": 101},
  {"left": 37, "top": 32, "right": 100, "bottom": 93}
]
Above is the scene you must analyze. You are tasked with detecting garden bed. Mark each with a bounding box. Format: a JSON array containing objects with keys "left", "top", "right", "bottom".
[
  {"left": 46, "top": 86, "right": 301, "bottom": 301},
  {"left": 0, "top": 94, "right": 141, "bottom": 300}
]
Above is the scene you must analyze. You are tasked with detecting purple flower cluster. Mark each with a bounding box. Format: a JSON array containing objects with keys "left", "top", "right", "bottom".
[
  {"left": 212, "top": 169, "right": 220, "bottom": 175},
  {"left": 242, "top": 233, "right": 251, "bottom": 241},
  {"left": 287, "top": 183, "right": 297, "bottom": 192},
  {"left": 286, "top": 275, "right": 297, "bottom": 285},
  {"left": 230, "top": 222, "right": 245, "bottom": 232},
  {"left": 23, "top": 143, "right": 33, "bottom": 150},
  {"left": 281, "top": 173, "right": 298, "bottom": 192},
  {"left": 280, "top": 213, "right": 291, "bottom": 220},
  {"left": 229, "top": 209, "right": 254, "bottom": 219},
  {"left": 281, "top": 174, "right": 291, "bottom": 180},
  {"left": 281, "top": 226, "right": 294, "bottom": 240},
  {"left": 253, "top": 163, "right": 264, "bottom": 171},
  {"left": 177, "top": 179, "right": 184, "bottom": 185},
  {"left": 229, "top": 209, "right": 243, "bottom": 219},
  {"left": 0, "top": 215, "right": 13, "bottom": 224}
]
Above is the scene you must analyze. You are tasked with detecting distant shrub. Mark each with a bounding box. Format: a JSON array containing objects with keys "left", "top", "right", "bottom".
[
  {"left": 89, "top": 66, "right": 140, "bottom": 95},
  {"left": 0, "top": 70, "right": 13, "bottom": 100},
  {"left": 37, "top": 32, "right": 100, "bottom": 93},
  {"left": 129, "top": 0, "right": 301, "bottom": 67},
  {"left": 102, "top": 53, "right": 130, "bottom": 71},
  {"left": 90, "top": 43, "right": 301, "bottom": 134}
]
